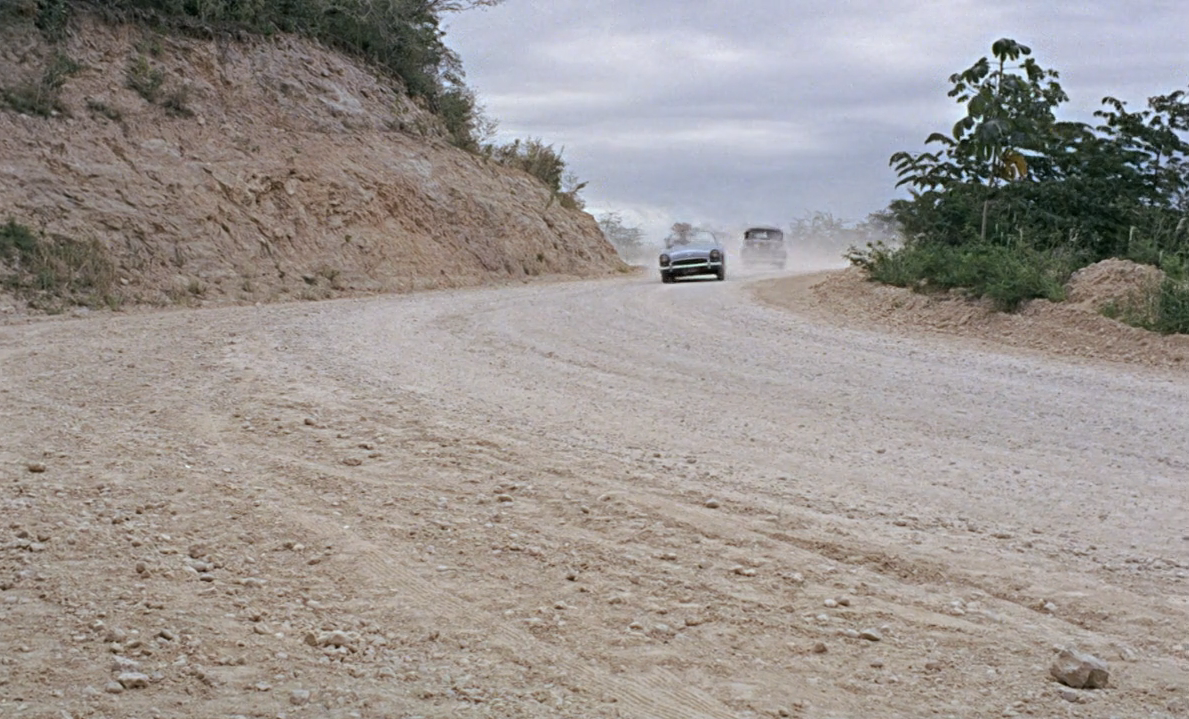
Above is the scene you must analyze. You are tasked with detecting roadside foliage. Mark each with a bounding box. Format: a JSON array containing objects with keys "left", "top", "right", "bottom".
[{"left": 851, "top": 38, "right": 1189, "bottom": 327}]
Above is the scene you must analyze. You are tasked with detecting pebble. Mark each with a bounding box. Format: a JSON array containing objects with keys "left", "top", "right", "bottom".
[
  {"left": 812, "top": 642, "right": 828, "bottom": 654},
  {"left": 26, "top": 462, "right": 47, "bottom": 473},
  {"left": 117, "top": 672, "right": 150, "bottom": 689},
  {"left": 496, "top": 494, "right": 514, "bottom": 503},
  {"left": 290, "top": 689, "right": 311, "bottom": 706},
  {"left": 823, "top": 598, "right": 838, "bottom": 608},
  {"left": 703, "top": 498, "right": 720, "bottom": 509},
  {"left": 104, "top": 681, "right": 124, "bottom": 694},
  {"left": 316, "top": 630, "right": 354, "bottom": 649},
  {"left": 111, "top": 656, "right": 140, "bottom": 672},
  {"left": 859, "top": 629, "right": 883, "bottom": 642},
  {"left": 732, "top": 566, "right": 756, "bottom": 577},
  {"left": 1058, "top": 687, "right": 1083, "bottom": 703}
]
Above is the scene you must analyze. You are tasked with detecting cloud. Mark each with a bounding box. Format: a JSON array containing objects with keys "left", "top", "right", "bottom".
[{"left": 445, "top": 0, "right": 1189, "bottom": 231}]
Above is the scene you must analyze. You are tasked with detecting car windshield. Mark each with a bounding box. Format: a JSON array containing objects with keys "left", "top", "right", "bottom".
[
  {"left": 745, "top": 228, "right": 783, "bottom": 242},
  {"left": 666, "top": 229, "right": 718, "bottom": 248}
]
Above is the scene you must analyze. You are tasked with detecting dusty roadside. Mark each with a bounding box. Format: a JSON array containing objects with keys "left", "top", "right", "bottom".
[{"left": 754, "top": 265, "right": 1189, "bottom": 373}]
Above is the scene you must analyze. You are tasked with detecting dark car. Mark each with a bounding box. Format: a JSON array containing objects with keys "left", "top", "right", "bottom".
[
  {"left": 659, "top": 229, "right": 726, "bottom": 283},
  {"left": 740, "top": 226, "right": 787, "bottom": 269}
]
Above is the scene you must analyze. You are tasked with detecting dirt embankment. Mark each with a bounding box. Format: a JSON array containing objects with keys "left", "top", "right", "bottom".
[
  {"left": 0, "top": 12, "right": 625, "bottom": 314},
  {"left": 755, "top": 259, "right": 1189, "bottom": 371}
]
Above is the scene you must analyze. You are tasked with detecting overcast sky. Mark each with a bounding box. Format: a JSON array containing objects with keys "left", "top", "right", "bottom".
[{"left": 443, "top": 1, "right": 1189, "bottom": 241}]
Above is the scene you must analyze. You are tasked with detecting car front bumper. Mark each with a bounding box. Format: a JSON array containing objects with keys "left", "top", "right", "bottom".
[{"left": 661, "top": 259, "right": 723, "bottom": 276}]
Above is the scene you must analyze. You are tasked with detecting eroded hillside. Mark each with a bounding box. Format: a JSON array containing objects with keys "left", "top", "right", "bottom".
[{"left": 0, "top": 10, "right": 625, "bottom": 312}]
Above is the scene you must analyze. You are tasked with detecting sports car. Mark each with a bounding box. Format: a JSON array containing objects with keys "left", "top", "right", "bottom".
[{"left": 659, "top": 229, "right": 726, "bottom": 283}]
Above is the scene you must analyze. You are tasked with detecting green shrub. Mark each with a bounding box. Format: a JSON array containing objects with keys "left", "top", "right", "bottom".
[
  {"left": 0, "top": 218, "right": 119, "bottom": 309},
  {"left": 35, "top": 0, "right": 71, "bottom": 41},
  {"left": 160, "top": 84, "right": 192, "bottom": 116},
  {"left": 85, "top": 97, "right": 123, "bottom": 121},
  {"left": 0, "top": 219, "right": 39, "bottom": 261},
  {"left": 0, "top": 50, "right": 79, "bottom": 117},
  {"left": 1106, "top": 275, "right": 1189, "bottom": 335},
  {"left": 849, "top": 238, "right": 1077, "bottom": 311},
  {"left": 126, "top": 55, "right": 164, "bottom": 102},
  {"left": 1151, "top": 277, "right": 1189, "bottom": 334},
  {"left": 486, "top": 138, "right": 564, "bottom": 192}
]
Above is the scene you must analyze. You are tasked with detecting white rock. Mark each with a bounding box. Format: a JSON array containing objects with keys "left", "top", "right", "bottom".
[
  {"left": 1050, "top": 648, "right": 1109, "bottom": 689},
  {"left": 117, "top": 672, "right": 150, "bottom": 689}
]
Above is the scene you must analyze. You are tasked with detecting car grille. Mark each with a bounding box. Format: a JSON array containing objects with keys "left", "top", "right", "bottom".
[{"left": 671, "top": 258, "right": 708, "bottom": 267}]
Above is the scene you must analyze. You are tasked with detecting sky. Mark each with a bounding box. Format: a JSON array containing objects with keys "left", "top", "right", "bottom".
[{"left": 442, "top": 1, "right": 1189, "bottom": 242}]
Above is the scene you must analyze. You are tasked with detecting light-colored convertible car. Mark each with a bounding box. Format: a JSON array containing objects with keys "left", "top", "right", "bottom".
[{"left": 658, "top": 229, "right": 726, "bottom": 283}]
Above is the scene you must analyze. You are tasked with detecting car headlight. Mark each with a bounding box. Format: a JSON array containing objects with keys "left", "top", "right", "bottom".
[
  {"left": 709, "top": 249, "right": 722, "bottom": 261},
  {"left": 659, "top": 254, "right": 671, "bottom": 267}
]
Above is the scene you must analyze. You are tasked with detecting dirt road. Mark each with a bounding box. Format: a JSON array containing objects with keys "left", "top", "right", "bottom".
[{"left": 2, "top": 268, "right": 1187, "bottom": 718}]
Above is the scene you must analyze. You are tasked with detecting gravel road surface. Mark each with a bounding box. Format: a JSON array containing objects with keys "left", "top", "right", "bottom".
[{"left": 2, "top": 269, "right": 1187, "bottom": 718}]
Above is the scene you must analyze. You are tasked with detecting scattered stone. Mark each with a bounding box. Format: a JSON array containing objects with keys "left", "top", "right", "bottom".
[
  {"left": 924, "top": 660, "right": 943, "bottom": 672},
  {"left": 823, "top": 598, "right": 838, "bottom": 608},
  {"left": 841, "top": 628, "right": 861, "bottom": 639},
  {"left": 812, "top": 642, "right": 827, "bottom": 654},
  {"left": 703, "top": 498, "right": 720, "bottom": 509},
  {"left": 1042, "top": 601, "right": 1058, "bottom": 613},
  {"left": 104, "top": 681, "right": 124, "bottom": 694},
  {"left": 26, "top": 462, "right": 47, "bottom": 473},
  {"left": 1057, "top": 687, "right": 1084, "bottom": 703},
  {"left": 111, "top": 656, "right": 140, "bottom": 672},
  {"left": 290, "top": 688, "right": 311, "bottom": 706},
  {"left": 657, "top": 552, "right": 678, "bottom": 561},
  {"left": 117, "top": 672, "right": 151, "bottom": 689},
  {"left": 837, "top": 596, "right": 852, "bottom": 607},
  {"left": 342, "top": 457, "right": 363, "bottom": 467},
  {"left": 495, "top": 494, "right": 514, "bottom": 503},
  {"left": 1050, "top": 648, "right": 1109, "bottom": 689},
  {"left": 859, "top": 628, "right": 883, "bottom": 642},
  {"left": 317, "top": 630, "right": 355, "bottom": 649}
]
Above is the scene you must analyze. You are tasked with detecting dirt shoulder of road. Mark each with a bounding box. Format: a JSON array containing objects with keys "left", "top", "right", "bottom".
[{"left": 753, "top": 263, "right": 1189, "bottom": 373}]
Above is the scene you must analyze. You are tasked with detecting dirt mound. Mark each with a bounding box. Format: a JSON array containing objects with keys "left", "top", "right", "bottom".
[
  {"left": 1066, "top": 258, "right": 1165, "bottom": 310},
  {"left": 754, "top": 267, "right": 1189, "bottom": 371},
  {"left": 0, "top": 12, "right": 625, "bottom": 313}
]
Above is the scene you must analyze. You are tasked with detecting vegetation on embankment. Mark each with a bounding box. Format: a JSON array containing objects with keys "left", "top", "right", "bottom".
[
  {"left": 0, "top": 2, "right": 621, "bottom": 314},
  {"left": 848, "top": 38, "right": 1189, "bottom": 332}
]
